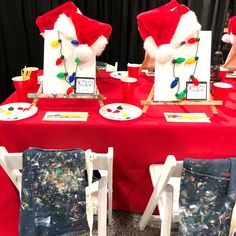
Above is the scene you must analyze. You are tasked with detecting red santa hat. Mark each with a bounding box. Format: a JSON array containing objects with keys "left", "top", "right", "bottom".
[
  {"left": 222, "top": 16, "right": 236, "bottom": 45},
  {"left": 137, "top": 0, "right": 201, "bottom": 64},
  {"left": 70, "top": 13, "right": 112, "bottom": 56},
  {"left": 36, "top": 2, "right": 111, "bottom": 57},
  {"left": 36, "top": 1, "right": 78, "bottom": 34}
]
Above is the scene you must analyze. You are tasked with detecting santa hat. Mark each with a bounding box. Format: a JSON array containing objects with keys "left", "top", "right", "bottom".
[
  {"left": 222, "top": 16, "right": 236, "bottom": 45},
  {"left": 137, "top": 0, "right": 201, "bottom": 64},
  {"left": 36, "top": 2, "right": 111, "bottom": 57},
  {"left": 70, "top": 13, "right": 112, "bottom": 56},
  {"left": 36, "top": 1, "right": 78, "bottom": 34}
]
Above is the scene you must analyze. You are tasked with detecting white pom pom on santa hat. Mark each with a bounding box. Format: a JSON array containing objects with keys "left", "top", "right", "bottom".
[
  {"left": 137, "top": 0, "right": 201, "bottom": 64},
  {"left": 222, "top": 16, "right": 236, "bottom": 45},
  {"left": 74, "top": 44, "right": 94, "bottom": 63}
]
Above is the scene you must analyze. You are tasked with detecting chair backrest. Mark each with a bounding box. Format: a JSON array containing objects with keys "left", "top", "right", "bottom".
[
  {"left": 0, "top": 147, "right": 22, "bottom": 192},
  {"left": 86, "top": 147, "right": 113, "bottom": 225},
  {"left": 140, "top": 155, "right": 178, "bottom": 232}
]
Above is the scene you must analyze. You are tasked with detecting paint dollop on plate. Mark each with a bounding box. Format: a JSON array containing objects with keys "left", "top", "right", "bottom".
[
  {"left": 99, "top": 103, "right": 142, "bottom": 121},
  {"left": 0, "top": 102, "right": 38, "bottom": 121},
  {"left": 109, "top": 71, "right": 128, "bottom": 80}
]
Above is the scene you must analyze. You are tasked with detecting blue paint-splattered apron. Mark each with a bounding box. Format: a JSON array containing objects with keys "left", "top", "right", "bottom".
[
  {"left": 179, "top": 158, "right": 236, "bottom": 236},
  {"left": 20, "top": 148, "right": 87, "bottom": 236}
]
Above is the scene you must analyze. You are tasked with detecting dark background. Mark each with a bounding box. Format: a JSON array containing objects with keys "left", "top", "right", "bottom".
[{"left": 0, "top": 0, "right": 233, "bottom": 102}]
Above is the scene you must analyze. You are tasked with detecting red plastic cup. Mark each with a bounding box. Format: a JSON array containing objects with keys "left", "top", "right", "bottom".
[
  {"left": 127, "top": 63, "right": 141, "bottom": 78},
  {"left": 212, "top": 82, "right": 233, "bottom": 104},
  {"left": 23, "top": 67, "right": 39, "bottom": 91},
  {"left": 12, "top": 76, "right": 30, "bottom": 101},
  {"left": 121, "top": 77, "right": 137, "bottom": 102},
  {"left": 218, "top": 67, "right": 228, "bottom": 81}
]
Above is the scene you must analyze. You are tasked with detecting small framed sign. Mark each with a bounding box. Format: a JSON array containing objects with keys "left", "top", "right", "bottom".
[
  {"left": 186, "top": 82, "right": 207, "bottom": 100},
  {"left": 75, "top": 77, "right": 96, "bottom": 95}
]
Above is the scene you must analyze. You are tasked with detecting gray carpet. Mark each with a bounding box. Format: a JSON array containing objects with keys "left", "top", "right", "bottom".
[
  {"left": 72, "top": 210, "right": 179, "bottom": 236},
  {"left": 106, "top": 210, "right": 179, "bottom": 236}
]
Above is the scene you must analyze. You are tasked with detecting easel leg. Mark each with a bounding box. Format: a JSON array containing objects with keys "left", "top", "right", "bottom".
[
  {"left": 96, "top": 88, "right": 104, "bottom": 107},
  {"left": 142, "top": 86, "right": 154, "bottom": 113},
  {"left": 210, "top": 105, "right": 218, "bottom": 114}
]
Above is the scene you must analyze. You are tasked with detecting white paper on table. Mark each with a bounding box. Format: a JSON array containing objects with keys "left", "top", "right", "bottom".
[
  {"left": 43, "top": 112, "right": 89, "bottom": 121},
  {"left": 164, "top": 112, "right": 210, "bottom": 123},
  {"left": 154, "top": 31, "right": 212, "bottom": 101},
  {"left": 43, "top": 30, "right": 96, "bottom": 94}
]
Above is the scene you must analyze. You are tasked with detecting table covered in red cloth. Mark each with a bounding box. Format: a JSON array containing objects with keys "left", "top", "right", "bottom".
[{"left": 1, "top": 72, "right": 236, "bottom": 235}]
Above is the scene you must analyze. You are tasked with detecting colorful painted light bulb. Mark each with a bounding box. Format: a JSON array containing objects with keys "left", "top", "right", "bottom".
[
  {"left": 176, "top": 90, "right": 186, "bottom": 100},
  {"left": 69, "top": 73, "right": 76, "bottom": 83},
  {"left": 75, "top": 57, "right": 80, "bottom": 63},
  {"left": 170, "top": 77, "right": 179, "bottom": 89},
  {"left": 57, "top": 72, "right": 67, "bottom": 78},
  {"left": 56, "top": 56, "right": 64, "bottom": 66},
  {"left": 187, "top": 37, "right": 198, "bottom": 44},
  {"left": 66, "top": 86, "right": 74, "bottom": 95},
  {"left": 185, "top": 57, "right": 196, "bottom": 64},
  {"left": 175, "top": 57, "right": 185, "bottom": 64},
  {"left": 51, "top": 39, "right": 61, "bottom": 47},
  {"left": 71, "top": 40, "right": 79, "bottom": 46},
  {"left": 191, "top": 77, "right": 199, "bottom": 86}
]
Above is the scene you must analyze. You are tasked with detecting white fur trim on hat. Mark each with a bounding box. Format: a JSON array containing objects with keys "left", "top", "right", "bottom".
[
  {"left": 171, "top": 11, "right": 201, "bottom": 47},
  {"left": 74, "top": 44, "right": 94, "bottom": 63},
  {"left": 143, "top": 36, "right": 158, "bottom": 58},
  {"left": 91, "top": 35, "right": 108, "bottom": 56},
  {"left": 155, "top": 44, "right": 175, "bottom": 64},
  {"left": 222, "top": 33, "right": 236, "bottom": 45},
  {"left": 143, "top": 11, "right": 201, "bottom": 64},
  {"left": 222, "top": 34, "right": 231, "bottom": 43},
  {"left": 144, "top": 36, "right": 175, "bottom": 64},
  {"left": 54, "top": 13, "right": 77, "bottom": 39}
]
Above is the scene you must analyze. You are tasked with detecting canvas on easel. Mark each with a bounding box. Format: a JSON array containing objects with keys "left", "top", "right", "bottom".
[
  {"left": 36, "top": 1, "right": 112, "bottom": 98},
  {"left": 137, "top": 0, "right": 223, "bottom": 113},
  {"left": 154, "top": 31, "right": 211, "bottom": 101},
  {"left": 43, "top": 30, "right": 96, "bottom": 94}
]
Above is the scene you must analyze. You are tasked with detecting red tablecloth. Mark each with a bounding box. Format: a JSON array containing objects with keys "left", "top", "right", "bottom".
[{"left": 1, "top": 72, "right": 236, "bottom": 235}]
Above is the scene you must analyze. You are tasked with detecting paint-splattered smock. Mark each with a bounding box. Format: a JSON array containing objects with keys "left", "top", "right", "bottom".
[
  {"left": 20, "top": 148, "right": 87, "bottom": 236},
  {"left": 179, "top": 158, "right": 236, "bottom": 236}
]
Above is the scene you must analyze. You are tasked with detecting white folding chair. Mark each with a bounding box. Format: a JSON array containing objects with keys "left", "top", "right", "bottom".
[
  {"left": 140, "top": 155, "right": 182, "bottom": 236},
  {"left": 0, "top": 146, "right": 113, "bottom": 236}
]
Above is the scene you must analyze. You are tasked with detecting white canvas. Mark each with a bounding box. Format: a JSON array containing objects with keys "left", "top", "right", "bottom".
[
  {"left": 154, "top": 31, "right": 211, "bottom": 101},
  {"left": 43, "top": 30, "right": 96, "bottom": 94}
]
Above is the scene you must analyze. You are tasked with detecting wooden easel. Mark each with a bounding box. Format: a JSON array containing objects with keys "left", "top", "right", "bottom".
[
  {"left": 28, "top": 86, "right": 105, "bottom": 107},
  {"left": 28, "top": 68, "right": 106, "bottom": 107},
  {"left": 141, "top": 86, "right": 222, "bottom": 114}
]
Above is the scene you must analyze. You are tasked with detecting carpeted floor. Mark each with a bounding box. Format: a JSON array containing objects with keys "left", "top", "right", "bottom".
[
  {"left": 106, "top": 210, "right": 179, "bottom": 236},
  {"left": 74, "top": 210, "right": 179, "bottom": 236}
]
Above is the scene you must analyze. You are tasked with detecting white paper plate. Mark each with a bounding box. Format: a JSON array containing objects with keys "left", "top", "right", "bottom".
[
  {"left": 0, "top": 102, "right": 38, "bottom": 121},
  {"left": 99, "top": 103, "right": 142, "bottom": 121},
  {"left": 226, "top": 73, "right": 236, "bottom": 78},
  {"left": 109, "top": 71, "right": 128, "bottom": 80}
]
